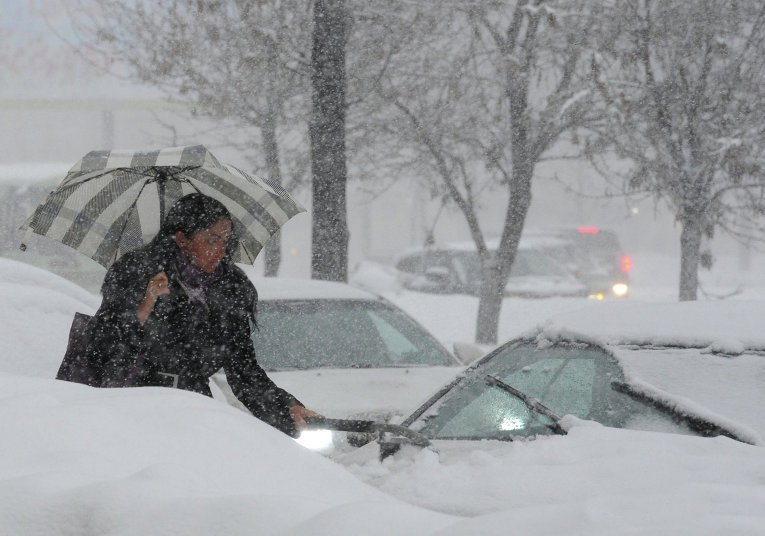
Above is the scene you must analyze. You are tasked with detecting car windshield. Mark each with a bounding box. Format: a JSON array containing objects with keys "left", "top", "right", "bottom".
[
  {"left": 253, "top": 300, "right": 454, "bottom": 369},
  {"left": 511, "top": 250, "right": 570, "bottom": 277},
  {"left": 409, "top": 341, "right": 699, "bottom": 441},
  {"left": 570, "top": 231, "right": 623, "bottom": 270}
]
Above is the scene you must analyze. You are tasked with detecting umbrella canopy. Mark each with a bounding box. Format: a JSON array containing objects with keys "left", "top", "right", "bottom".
[{"left": 20, "top": 145, "right": 305, "bottom": 268}]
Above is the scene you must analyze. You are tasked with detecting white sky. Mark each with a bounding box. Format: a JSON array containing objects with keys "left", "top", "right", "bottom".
[{"left": 3, "top": 0, "right": 761, "bottom": 272}]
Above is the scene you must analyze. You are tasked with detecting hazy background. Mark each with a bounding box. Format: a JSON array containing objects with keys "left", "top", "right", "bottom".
[{"left": 1, "top": 0, "right": 760, "bottom": 296}]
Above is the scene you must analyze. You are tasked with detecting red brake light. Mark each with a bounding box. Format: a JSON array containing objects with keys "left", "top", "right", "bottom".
[
  {"left": 577, "top": 226, "right": 600, "bottom": 235},
  {"left": 620, "top": 255, "right": 633, "bottom": 273}
]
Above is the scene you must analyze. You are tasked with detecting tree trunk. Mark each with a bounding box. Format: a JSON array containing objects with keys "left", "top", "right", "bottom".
[
  {"left": 679, "top": 217, "right": 702, "bottom": 301},
  {"left": 475, "top": 258, "right": 506, "bottom": 345},
  {"left": 260, "top": 36, "right": 284, "bottom": 278},
  {"left": 262, "top": 114, "right": 282, "bottom": 277},
  {"left": 475, "top": 43, "right": 536, "bottom": 345},
  {"left": 310, "top": 0, "right": 349, "bottom": 282},
  {"left": 475, "top": 160, "right": 533, "bottom": 344}
]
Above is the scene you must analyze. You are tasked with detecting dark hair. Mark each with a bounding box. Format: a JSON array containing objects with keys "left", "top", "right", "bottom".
[
  {"left": 159, "top": 193, "right": 232, "bottom": 239},
  {"left": 149, "top": 193, "right": 237, "bottom": 266}
]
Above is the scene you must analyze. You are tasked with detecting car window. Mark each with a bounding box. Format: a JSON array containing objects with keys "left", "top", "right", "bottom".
[
  {"left": 396, "top": 251, "right": 453, "bottom": 273},
  {"left": 536, "top": 245, "right": 583, "bottom": 276},
  {"left": 395, "top": 254, "right": 423, "bottom": 273},
  {"left": 449, "top": 249, "right": 569, "bottom": 278},
  {"left": 570, "top": 232, "right": 623, "bottom": 269},
  {"left": 252, "top": 300, "right": 454, "bottom": 369},
  {"left": 511, "top": 250, "right": 570, "bottom": 277},
  {"left": 574, "top": 230, "right": 621, "bottom": 254},
  {"left": 412, "top": 342, "right": 697, "bottom": 440},
  {"left": 450, "top": 251, "right": 481, "bottom": 273},
  {"left": 528, "top": 231, "right": 624, "bottom": 274}
]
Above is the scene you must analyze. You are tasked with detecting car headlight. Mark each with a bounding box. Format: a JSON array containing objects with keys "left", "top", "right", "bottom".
[
  {"left": 612, "top": 283, "right": 629, "bottom": 297},
  {"left": 295, "top": 429, "right": 334, "bottom": 452}
]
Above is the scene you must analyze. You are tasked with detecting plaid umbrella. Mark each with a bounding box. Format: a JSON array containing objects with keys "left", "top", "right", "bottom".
[{"left": 20, "top": 145, "right": 305, "bottom": 268}]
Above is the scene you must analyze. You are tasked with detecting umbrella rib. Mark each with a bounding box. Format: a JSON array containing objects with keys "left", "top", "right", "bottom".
[
  {"left": 104, "top": 169, "right": 198, "bottom": 264},
  {"left": 181, "top": 177, "right": 203, "bottom": 194},
  {"left": 60, "top": 164, "right": 198, "bottom": 194},
  {"left": 144, "top": 165, "right": 202, "bottom": 182},
  {"left": 240, "top": 240, "right": 257, "bottom": 264},
  {"left": 54, "top": 169, "right": 126, "bottom": 195},
  {"left": 109, "top": 180, "right": 153, "bottom": 264},
  {"left": 55, "top": 166, "right": 165, "bottom": 196}
]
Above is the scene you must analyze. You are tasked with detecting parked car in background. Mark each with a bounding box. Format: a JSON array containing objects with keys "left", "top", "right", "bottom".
[
  {"left": 393, "top": 241, "right": 587, "bottom": 298},
  {"left": 211, "top": 277, "right": 469, "bottom": 452},
  {"left": 524, "top": 227, "right": 632, "bottom": 299},
  {"left": 0, "top": 163, "right": 105, "bottom": 294}
]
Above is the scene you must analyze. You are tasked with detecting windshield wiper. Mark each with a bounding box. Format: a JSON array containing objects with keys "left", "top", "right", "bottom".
[{"left": 485, "top": 375, "right": 567, "bottom": 435}]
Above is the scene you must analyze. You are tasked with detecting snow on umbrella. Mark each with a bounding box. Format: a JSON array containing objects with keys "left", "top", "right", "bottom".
[{"left": 19, "top": 145, "right": 305, "bottom": 268}]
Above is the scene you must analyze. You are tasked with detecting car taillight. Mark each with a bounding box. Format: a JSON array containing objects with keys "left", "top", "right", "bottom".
[
  {"left": 577, "top": 226, "right": 600, "bottom": 235},
  {"left": 620, "top": 255, "right": 633, "bottom": 273}
]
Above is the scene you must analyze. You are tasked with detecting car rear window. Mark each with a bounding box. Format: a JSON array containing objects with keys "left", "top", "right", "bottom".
[
  {"left": 253, "top": 299, "right": 454, "bottom": 369},
  {"left": 572, "top": 230, "right": 622, "bottom": 254},
  {"left": 511, "top": 250, "right": 570, "bottom": 277}
]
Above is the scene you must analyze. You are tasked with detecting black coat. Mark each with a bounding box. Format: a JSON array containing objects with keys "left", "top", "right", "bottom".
[{"left": 83, "top": 240, "right": 300, "bottom": 436}]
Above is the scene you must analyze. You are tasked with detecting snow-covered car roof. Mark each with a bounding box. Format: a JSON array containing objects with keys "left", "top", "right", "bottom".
[
  {"left": 539, "top": 299, "right": 765, "bottom": 352},
  {"left": 244, "top": 274, "right": 383, "bottom": 302},
  {"left": 393, "top": 236, "right": 568, "bottom": 262},
  {"left": 0, "top": 257, "right": 100, "bottom": 309},
  {"left": 0, "top": 257, "right": 100, "bottom": 379},
  {"left": 512, "top": 232, "right": 573, "bottom": 249}
]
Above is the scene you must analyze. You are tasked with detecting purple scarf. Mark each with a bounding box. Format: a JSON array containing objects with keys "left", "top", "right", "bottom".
[{"left": 175, "top": 249, "right": 224, "bottom": 307}]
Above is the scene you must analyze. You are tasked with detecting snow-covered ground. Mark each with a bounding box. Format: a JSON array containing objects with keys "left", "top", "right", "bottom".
[
  {"left": 1, "top": 255, "right": 765, "bottom": 534},
  {"left": 0, "top": 373, "right": 456, "bottom": 536}
]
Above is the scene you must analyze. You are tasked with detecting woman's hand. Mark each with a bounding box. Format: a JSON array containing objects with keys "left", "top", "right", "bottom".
[
  {"left": 136, "top": 272, "right": 170, "bottom": 325},
  {"left": 289, "top": 405, "right": 322, "bottom": 431}
]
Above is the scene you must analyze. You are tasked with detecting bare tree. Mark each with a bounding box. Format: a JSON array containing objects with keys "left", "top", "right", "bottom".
[
  {"left": 591, "top": 0, "right": 765, "bottom": 300},
  {"left": 72, "top": 0, "right": 313, "bottom": 276},
  {"left": 72, "top": 0, "right": 400, "bottom": 281},
  {"left": 367, "top": 1, "right": 603, "bottom": 344}
]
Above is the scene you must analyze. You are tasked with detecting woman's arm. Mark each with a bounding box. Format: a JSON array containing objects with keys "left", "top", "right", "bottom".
[
  {"left": 92, "top": 250, "right": 158, "bottom": 386},
  {"left": 225, "top": 328, "right": 305, "bottom": 437},
  {"left": 221, "top": 274, "right": 308, "bottom": 436}
]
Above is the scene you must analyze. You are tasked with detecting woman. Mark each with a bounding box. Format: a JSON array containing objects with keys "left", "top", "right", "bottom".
[{"left": 85, "top": 193, "right": 316, "bottom": 437}]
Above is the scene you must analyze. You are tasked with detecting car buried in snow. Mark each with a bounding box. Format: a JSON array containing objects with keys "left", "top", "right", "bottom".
[
  {"left": 331, "top": 332, "right": 751, "bottom": 462},
  {"left": 211, "top": 276, "right": 478, "bottom": 452}
]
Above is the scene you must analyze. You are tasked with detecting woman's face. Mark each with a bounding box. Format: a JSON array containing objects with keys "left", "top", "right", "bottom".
[{"left": 175, "top": 217, "right": 233, "bottom": 273}]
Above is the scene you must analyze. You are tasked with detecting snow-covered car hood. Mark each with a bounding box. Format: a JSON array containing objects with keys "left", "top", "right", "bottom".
[
  {"left": 213, "top": 365, "right": 465, "bottom": 423},
  {"left": 272, "top": 366, "right": 465, "bottom": 420}
]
